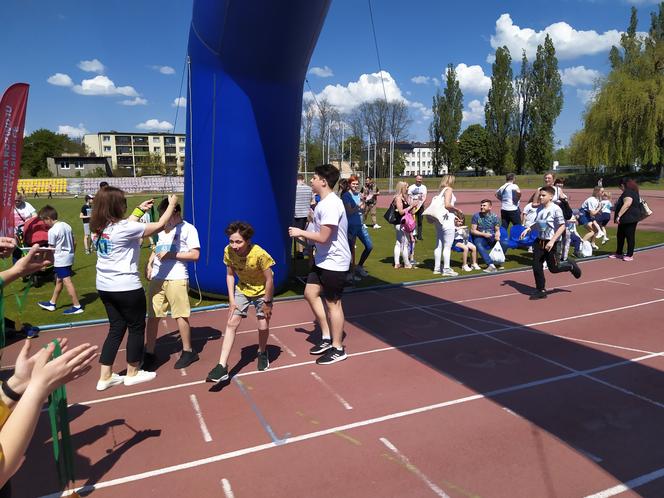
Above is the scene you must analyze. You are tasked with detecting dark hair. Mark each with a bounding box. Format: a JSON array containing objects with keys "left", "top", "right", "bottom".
[
  {"left": 540, "top": 186, "right": 555, "bottom": 195},
  {"left": 619, "top": 177, "right": 639, "bottom": 192},
  {"left": 225, "top": 221, "right": 254, "bottom": 240},
  {"left": 38, "top": 205, "right": 58, "bottom": 221},
  {"left": 314, "top": 164, "right": 340, "bottom": 189},
  {"left": 480, "top": 199, "right": 493, "bottom": 205},
  {"left": 506, "top": 173, "right": 516, "bottom": 182},
  {"left": 85, "top": 194, "right": 93, "bottom": 201},
  {"left": 553, "top": 178, "right": 564, "bottom": 186},
  {"left": 337, "top": 178, "right": 349, "bottom": 194},
  {"left": 90, "top": 186, "right": 127, "bottom": 236},
  {"left": 99, "top": 181, "right": 109, "bottom": 189},
  {"left": 158, "top": 197, "right": 181, "bottom": 216}
]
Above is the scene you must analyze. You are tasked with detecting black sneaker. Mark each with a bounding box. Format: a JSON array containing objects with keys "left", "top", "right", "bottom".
[
  {"left": 206, "top": 364, "right": 229, "bottom": 382},
  {"left": 529, "top": 290, "right": 547, "bottom": 300},
  {"left": 570, "top": 259, "right": 582, "bottom": 279},
  {"left": 174, "top": 350, "right": 199, "bottom": 369},
  {"left": 309, "top": 339, "right": 333, "bottom": 355},
  {"left": 142, "top": 352, "right": 158, "bottom": 371},
  {"left": 257, "top": 351, "right": 269, "bottom": 371},
  {"left": 316, "top": 347, "right": 347, "bottom": 365}
]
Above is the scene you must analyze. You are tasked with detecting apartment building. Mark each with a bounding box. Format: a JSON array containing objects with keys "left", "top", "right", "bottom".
[
  {"left": 83, "top": 132, "right": 186, "bottom": 175},
  {"left": 395, "top": 142, "right": 447, "bottom": 176}
]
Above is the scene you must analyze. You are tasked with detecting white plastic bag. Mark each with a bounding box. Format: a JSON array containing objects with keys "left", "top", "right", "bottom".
[
  {"left": 489, "top": 241, "right": 505, "bottom": 265},
  {"left": 422, "top": 192, "right": 449, "bottom": 224},
  {"left": 579, "top": 240, "right": 593, "bottom": 257}
]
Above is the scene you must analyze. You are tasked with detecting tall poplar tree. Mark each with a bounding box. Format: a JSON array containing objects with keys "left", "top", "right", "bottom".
[
  {"left": 485, "top": 46, "right": 516, "bottom": 174},
  {"left": 430, "top": 65, "right": 463, "bottom": 174},
  {"left": 514, "top": 50, "right": 534, "bottom": 174}
]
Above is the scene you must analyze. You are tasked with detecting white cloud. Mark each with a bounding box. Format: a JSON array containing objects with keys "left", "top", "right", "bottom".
[
  {"left": 119, "top": 97, "right": 148, "bottom": 106},
  {"left": 411, "top": 75, "right": 440, "bottom": 86},
  {"left": 151, "top": 65, "right": 176, "bottom": 75},
  {"left": 78, "top": 58, "right": 105, "bottom": 73},
  {"left": 489, "top": 13, "right": 622, "bottom": 61},
  {"left": 47, "top": 73, "right": 73, "bottom": 87},
  {"left": 308, "top": 66, "right": 334, "bottom": 78},
  {"left": 454, "top": 64, "right": 492, "bottom": 95},
  {"left": 577, "top": 88, "right": 599, "bottom": 104},
  {"left": 58, "top": 123, "right": 88, "bottom": 138},
  {"left": 172, "top": 97, "right": 187, "bottom": 107},
  {"left": 462, "top": 98, "right": 486, "bottom": 124},
  {"left": 560, "top": 66, "right": 602, "bottom": 86},
  {"left": 137, "top": 119, "right": 173, "bottom": 131},
  {"left": 72, "top": 75, "right": 139, "bottom": 97}
]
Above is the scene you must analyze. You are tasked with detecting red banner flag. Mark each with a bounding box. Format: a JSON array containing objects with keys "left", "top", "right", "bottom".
[{"left": 0, "top": 83, "right": 29, "bottom": 237}]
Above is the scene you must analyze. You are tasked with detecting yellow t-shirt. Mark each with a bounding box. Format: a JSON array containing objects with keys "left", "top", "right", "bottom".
[{"left": 223, "top": 244, "right": 275, "bottom": 297}]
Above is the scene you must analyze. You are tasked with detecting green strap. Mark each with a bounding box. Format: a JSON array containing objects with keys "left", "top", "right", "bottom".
[
  {"left": 47, "top": 339, "right": 76, "bottom": 487},
  {"left": 150, "top": 205, "right": 158, "bottom": 245}
]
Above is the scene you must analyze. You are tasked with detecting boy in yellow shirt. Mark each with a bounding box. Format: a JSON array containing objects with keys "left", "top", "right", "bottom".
[{"left": 206, "top": 222, "right": 275, "bottom": 382}]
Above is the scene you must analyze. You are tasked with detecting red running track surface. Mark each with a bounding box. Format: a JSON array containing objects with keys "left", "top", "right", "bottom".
[{"left": 5, "top": 247, "right": 664, "bottom": 497}]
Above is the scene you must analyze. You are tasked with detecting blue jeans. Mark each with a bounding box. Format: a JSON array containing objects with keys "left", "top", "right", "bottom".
[
  {"left": 474, "top": 235, "right": 506, "bottom": 265},
  {"left": 348, "top": 224, "right": 373, "bottom": 266}
]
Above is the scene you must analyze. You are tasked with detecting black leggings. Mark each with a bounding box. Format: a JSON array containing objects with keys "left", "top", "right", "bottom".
[
  {"left": 501, "top": 209, "right": 521, "bottom": 229},
  {"left": 615, "top": 222, "right": 637, "bottom": 257},
  {"left": 532, "top": 239, "right": 574, "bottom": 291},
  {"left": 98, "top": 288, "right": 146, "bottom": 365}
]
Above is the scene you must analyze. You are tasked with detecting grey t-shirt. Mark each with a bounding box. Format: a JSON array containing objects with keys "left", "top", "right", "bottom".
[{"left": 533, "top": 203, "right": 565, "bottom": 240}]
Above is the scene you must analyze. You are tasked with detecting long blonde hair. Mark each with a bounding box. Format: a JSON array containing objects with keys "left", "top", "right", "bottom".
[
  {"left": 395, "top": 181, "right": 408, "bottom": 197},
  {"left": 438, "top": 174, "right": 455, "bottom": 190}
]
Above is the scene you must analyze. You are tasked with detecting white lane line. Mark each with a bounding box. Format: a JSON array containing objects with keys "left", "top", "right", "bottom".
[
  {"left": 270, "top": 333, "right": 297, "bottom": 357},
  {"left": 604, "top": 280, "right": 631, "bottom": 286},
  {"left": 44, "top": 356, "right": 653, "bottom": 498},
  {"left": 220, "top": 478, "right": 235, "bottom": 498},
  {"left": 310, "top": 372, "right": 353, "bottom": 410},
  {"left": 189, "top": 394, "right": 212, "bottom": 443},
  {"left": 67, "top": 297, "right": 664, "bottom": 408},
  {"left": 379, "top": 437, "right": 450, "bottom": 498},
  {"left": 584, "top": 467, "right": 664, "bottom": 498},
  {"left": 654, "top": 288, "right": 664, "bottom": 292}
]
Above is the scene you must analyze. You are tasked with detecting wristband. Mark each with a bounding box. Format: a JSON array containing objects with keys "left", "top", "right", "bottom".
[
  {"left": 132, "top": 207, "right": 145, "bottom": 217},
  {"left": 1, "top": 380, "right": 22, "bottom": 402}
]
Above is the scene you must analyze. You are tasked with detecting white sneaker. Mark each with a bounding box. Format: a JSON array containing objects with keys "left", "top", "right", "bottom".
[
  {"left": 96, "top": 373, "right": 125, "bottom": 391},
  {"left": 471, "top": 263, "right": 481, "bottom": 270},
  {"left": 442, "top": 268, "right": 458, "bottom": 276},
  {"left": 527, "top": 246, "right": 533, "bottom": 253},
  {"left": 483, "top": 264, "right": 497, "bottom": 273},
  {"left": 591, "top": 243, "right": 599, "bottom": 250},
  {"left": 362, "top": 224, "right": 367, "bottom": 228},
  {"left": 543, "top": 262, "right": 548, "bottom": 270},
  {"left": 462, "top": 264, "right": 472, "bottom": 272},
  {"left": 124, "top": 370, "right": 157, "bottom": 387},
  {"left": 433, "top": 269, "right": 442, "bottom": 275},
  {"left": 373, "top": 224, "right": 382, "bottom": 229}
]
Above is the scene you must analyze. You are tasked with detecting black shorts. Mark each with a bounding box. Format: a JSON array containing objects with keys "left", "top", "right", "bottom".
[
  {"left": 307, "top": 265, "right": 346, "bottom": 301},
  {"left": 293, "top": 217, "right": 308, "bottom": 230}
]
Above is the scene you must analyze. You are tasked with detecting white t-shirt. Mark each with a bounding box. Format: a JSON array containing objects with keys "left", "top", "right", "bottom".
[
  {"left": 601, "top": 200, "right": 612, "bottom": 214},
  {"left": 407, "top": 184, "right": 428, "bottom": 204},
  {"left": 497, "top": 183, "right": 520, "bottom": 211},
  {"left": 312, "top": 192, "right": 351, "bottom": 271},
  {"left": 533, "top": 203, "right": 565, "bottom": 240},
  {"left": 13, "top": 202, "right": 36, "bottom": 231},
  {"left": 581, "top": 196, "right": 600, "bottom": 214},
  {"left": 151, "top": 221, "right": 200, "bottom": 280},
  {"left": 522, "top": 203, "right": 538, "bottom": 226},
  {"left": 438, "top": 187, "right": 457, "bottom": 228},
  {"left": 94, "top": 220, "right": 146, "bottom": 291},
  {"left": 48, "top": 221, "right": 75, "bottom": 268}
]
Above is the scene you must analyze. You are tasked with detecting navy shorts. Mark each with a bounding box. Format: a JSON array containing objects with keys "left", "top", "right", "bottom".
[
  {"left": 578, "top": 211, "right": 594, "bottom": 226},
  {"left": 54, "top": 266, "right": 73, "bottom": 279}
]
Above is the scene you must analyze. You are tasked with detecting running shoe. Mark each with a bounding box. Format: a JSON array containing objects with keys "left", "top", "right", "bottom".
[
  {"left": 355, "top": 266, "right": 369, "bottom": 277},
  {"left": 206, "top": 364, "right": 229, "bottom": 382},
  {"left": 309, "top": 339, "right": 333, "bottom": 355},
  {"left": 570, "top": 259, "right": 582, "bottom": 279},
  {"left": 124, "top": 370, "right": 156, "bottom": 386},
  {"left": 483, "top": 264, "right": 497, "bottom": 273},
  {"left": 462, "top": 264, "right": 472, "bottom": 272},
  {"left": 63, "top": 305, "right": 84, "bottom": 315},
  {"left": 608, "top": 254, "right": 623, "bottom": 260},
  {"left": 529, "top": 290, "right": 547, "bottom": 300},
  {"left": 623, "top": 256, "right": 634, "bottom": 262},
  {"left": 432, "top": 269, "right": 442, "bottom": 275},
  {"left": 442, "top": 268, "right": 458, "bottom": 276},
  {"left": 373, "top": 224, "right": 382, "bottom": 229},
  {"left": 38, "top": 301, "right": 55, "bottom": 312},
  {"left": 174, "top": 350, "right": 199, "bottom": 369},
  {"left": 316, "top": 347, "right": 347, "bottom": 365},
  {"left": 257, "top": 351, "right": 270, "bottom": 371},
  {"left": 591, "top": 243, "right": 599, "bottom": 250},
  {"left": 471, "top": 263, "right": 481, "bottom": 270},
  {"left": 96, "top": 373, "right": 125, "bottom": 391}
]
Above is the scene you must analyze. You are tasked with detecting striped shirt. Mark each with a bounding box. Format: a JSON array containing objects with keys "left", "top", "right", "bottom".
[{"left": 294, "top": 184, "right": 312, "bottom": 218}]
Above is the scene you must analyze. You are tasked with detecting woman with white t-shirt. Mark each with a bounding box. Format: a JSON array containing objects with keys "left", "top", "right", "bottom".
[
  {"left": 432, "top": 175, "right": 464, "bottom": 276},
  {"left": 90, "top": 187, "right": 178, "bottom": 390}
]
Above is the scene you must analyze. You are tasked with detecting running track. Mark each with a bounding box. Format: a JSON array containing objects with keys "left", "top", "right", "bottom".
[{"left": 5, "top": 247, "right": 664, "bottom": 497}]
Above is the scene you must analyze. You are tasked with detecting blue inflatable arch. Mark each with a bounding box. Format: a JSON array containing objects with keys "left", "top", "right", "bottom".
[{"left": 184, "top": 0, "right": 331, "bottom": 294}]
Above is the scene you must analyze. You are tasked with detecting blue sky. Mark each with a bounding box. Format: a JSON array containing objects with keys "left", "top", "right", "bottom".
[{"left": 0, "top": 0, "right": 659, "bottom": 146}]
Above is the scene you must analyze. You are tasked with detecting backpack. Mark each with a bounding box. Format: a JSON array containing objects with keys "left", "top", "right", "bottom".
[
  {"left": 22, "top": 217, "right": 49, "bottom": 247},
  {"left": 401, "top": 210, "right": 417, "bottom": 233}
]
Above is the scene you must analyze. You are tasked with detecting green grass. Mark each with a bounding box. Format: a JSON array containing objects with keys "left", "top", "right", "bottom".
[{"left": 3, "top": 197, "right": 664, "bottom": 328}]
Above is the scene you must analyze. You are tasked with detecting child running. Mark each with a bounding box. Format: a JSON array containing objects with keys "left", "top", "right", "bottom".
[
  {"left": 520, "top": 186, "right": 582, "bottom": 300},
  {"left": 453, "top": 216, "right": 480, "bottom": 272},
  {"left": 206, "top": 222, "right": 275, "bottom": 382},
  {"left": 288, "top": 164, "right": 351, "bottom": 365},
  {"left": 36, "top": 205, "right": 83, "bottom": 315}
]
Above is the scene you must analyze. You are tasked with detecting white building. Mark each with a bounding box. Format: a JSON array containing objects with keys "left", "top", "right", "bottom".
[
  {"left": 396, "top": 142, "right": 447, "bottom": 176},
  {"left": 83, "top": 132, "right": 186, "bottom": 175}
]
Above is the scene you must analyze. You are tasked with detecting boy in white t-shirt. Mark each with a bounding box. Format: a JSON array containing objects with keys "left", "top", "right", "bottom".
[
  {"left": 144, "top": 199, "right": 201, "bottom": 370},
  {"left": 289, "top": 164, "right": 351, "bottom": 365},
  {"left": 36, "top": 205, "right": 83, "bottom": 315},
  {"left": 521, "top": 186, "right": 582, "bottom": 300}
]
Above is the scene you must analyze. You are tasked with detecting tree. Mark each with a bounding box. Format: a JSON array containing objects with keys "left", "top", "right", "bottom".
[
  {"left": 458, "top": 124, "right": 490, "bottom": 176},
  {"left": 514, "top": 50, "right": 534, "bottom": 174},
  {"left": 135, "top": 152, "right": 171, "bottom": 176},
  {"left": 429, "top": 89, "right": 444, "bottom": 175},
  {"left": 485, "top": 46, "right": 516, "bottom": 174},
  {"left": 439, "top": 64, "right": 463, "bottom": 172},
  {"left": 552, "top": 146, "right": 571, "bottom": 166},
  {"left": 393, "top": 149, "right": 406, "bottom": 176},
  {"left": 527, "top": 35, "right": 563, "bottom": 173},
  {"left": 21, "top": 129, "right": 85, "bottom": 177}
]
